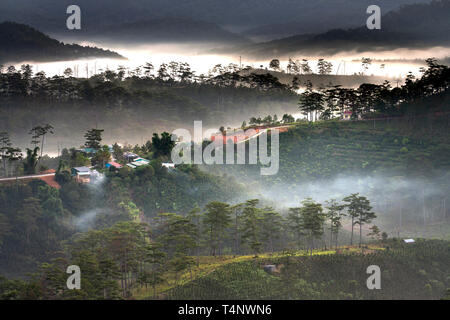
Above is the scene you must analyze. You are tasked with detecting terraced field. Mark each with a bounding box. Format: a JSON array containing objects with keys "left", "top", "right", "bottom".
[{"left": 165, "top": 240, "right": 450, "bottom": 300}]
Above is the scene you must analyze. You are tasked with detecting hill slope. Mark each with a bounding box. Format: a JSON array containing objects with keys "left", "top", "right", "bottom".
[
  {"left": 0, "top": 0, "right": 431, "bottom": 34},
  {"left": 166, "top": 240, "right": 450, "bottom": 300},
  {"left": 227, "top": 0, "right": 450, "bottom": 57},
  {"left": 0, "top": 22, "right": 124, "bottom": 64}
]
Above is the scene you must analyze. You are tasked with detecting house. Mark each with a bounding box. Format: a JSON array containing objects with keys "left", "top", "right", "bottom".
[
  {"left": 403, "top": 239, "right": 415, "bottom": 244},
  {"left": 123, "top": 157, "right": 153, "bottom": 170},
  {"left": 71, "top": 166, "right": 91, "bottom": 183},
  {"left": 105, "top": 161, "right": 123, "bottom": 170},
  {"left": 124, "top": 152, "right": 140, "bottom": 163}
]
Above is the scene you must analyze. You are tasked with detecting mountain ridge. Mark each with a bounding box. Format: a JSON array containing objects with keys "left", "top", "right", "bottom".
[
  {"left": 0, "top": 0, "right": 432, "bottom": 36},
  {"left": 218, "top": 0, "right": 450, "bottom": 58},
  {"left": 0, "top": 21, "right": 125, "bottom": 64}
]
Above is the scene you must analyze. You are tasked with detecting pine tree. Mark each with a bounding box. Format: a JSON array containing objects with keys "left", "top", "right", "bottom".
[
  {"left": 241, "top": 199, "right": 263, "bottom": 256},
  {"left": 84, "top": 128, "right": 104, "bottom": 150},
  {"left": 325, "top": 199, "right": 346, "bottom": 248},
  {"left": 202, "top": 201, "right": 232, "bottom": 256},
  {"left": 299, "top": 198, "right": 325, "bottom": 255}
]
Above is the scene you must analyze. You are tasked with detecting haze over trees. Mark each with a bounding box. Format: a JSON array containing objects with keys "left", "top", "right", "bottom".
[
  {"left": 297, "top": 58, "right": 450, "bottom": 120},
  {"left": 0, "top": 58, "right": 299, "bottom": 151}
]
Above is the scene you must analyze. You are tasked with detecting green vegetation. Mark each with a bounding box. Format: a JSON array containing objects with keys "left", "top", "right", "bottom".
[
  {"left": 167, "top": 239, "right": 450, "bottom": 300},
  {"left": 0, "top": 55, "right": 448, "bottom": 301},
  {"left": 0, "top": 175, "right": 381, "bottom": 299},
  {"left": 0, "top": 153, "right": 243, "bottom": 278}
]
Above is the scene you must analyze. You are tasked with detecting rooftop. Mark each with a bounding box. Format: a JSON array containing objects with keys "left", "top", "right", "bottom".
[
  {"left": 106, "top": 161, "right": 123, "bottom": 168},
  {"left": 73, "top": 166, "right": 91, "bottom": 172}
]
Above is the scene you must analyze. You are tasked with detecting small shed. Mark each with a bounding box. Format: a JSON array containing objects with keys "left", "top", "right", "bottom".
[{"left": 263, "top": 265, "right": 277, "bottom": 274}]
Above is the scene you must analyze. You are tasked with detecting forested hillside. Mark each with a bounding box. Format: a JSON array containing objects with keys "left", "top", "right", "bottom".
[
  {"left": 0, "top": 62, "right": 297, "bottom": 151},
  {"left": 0, "top": 22, "right": 124, "bottom": 63},
  {"left": 0, "top": 161, "right": 242, "bottom": 278},
  {"left": 199, "top": 61, "right": 450, "bottom": 237},
  {"left": 0, "top": 57, "right": 449, "bottom": 300}
]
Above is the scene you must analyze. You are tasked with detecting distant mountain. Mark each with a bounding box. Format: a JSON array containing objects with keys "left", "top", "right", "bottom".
[
  {"left": 54, "top": 17, "right": 250, "bottom": 45},
  {"left": 240, "top": 0, "right": 433, "bottom": 41},
  {"left": 0, "top": 22, "right": 124, "bottom": 64},
  {"left": 0, "top": 0, "right": 432, "bottom": 36},
  {"left": 224, "top": 0, "right": 450, "bottom": 58}
]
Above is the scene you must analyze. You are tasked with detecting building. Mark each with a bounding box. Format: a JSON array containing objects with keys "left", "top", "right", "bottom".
[
  {"left": 124, "top": 152, "right": 139, "bottom": 163},
  {"left": 71, "top": 166, "right": 92, "bottom": 183},
  {"left": 130, "top": 158, "right": 150, "bottom": 167},
  {"left": 125, "top": 157, "right": 151, "bottom": 170},
  {"left": 105, "top": 161, "right": 123, "bottom": 170}
]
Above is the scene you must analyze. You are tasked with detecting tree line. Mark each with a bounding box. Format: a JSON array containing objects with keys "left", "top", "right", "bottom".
[
  {"left": 0, "top": 61, "right": 291, "bottom": 102},
  {"left": 298, "top": 59, "right": 450, "bottom": 121},
  {"left": 0, "top": 124, "right": 53, "bottom": 177}
]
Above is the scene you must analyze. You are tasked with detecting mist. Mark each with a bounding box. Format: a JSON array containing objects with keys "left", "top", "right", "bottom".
[
  {"left": 73, "top": 208, "right": 105, "bottom": 231},
  {"left": 14, "top": 43, "right": 448, "bottom": 79},
  {"left": 73, "top": 171, "right": 106, "bottom": 231},
  {"left": 244, "top": 172, "right": 449, "bottom": 238}
]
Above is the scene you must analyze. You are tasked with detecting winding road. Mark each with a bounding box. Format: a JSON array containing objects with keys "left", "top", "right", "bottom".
[{"left": 0, "top": 172, "right": 55, "bottom": 182}]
